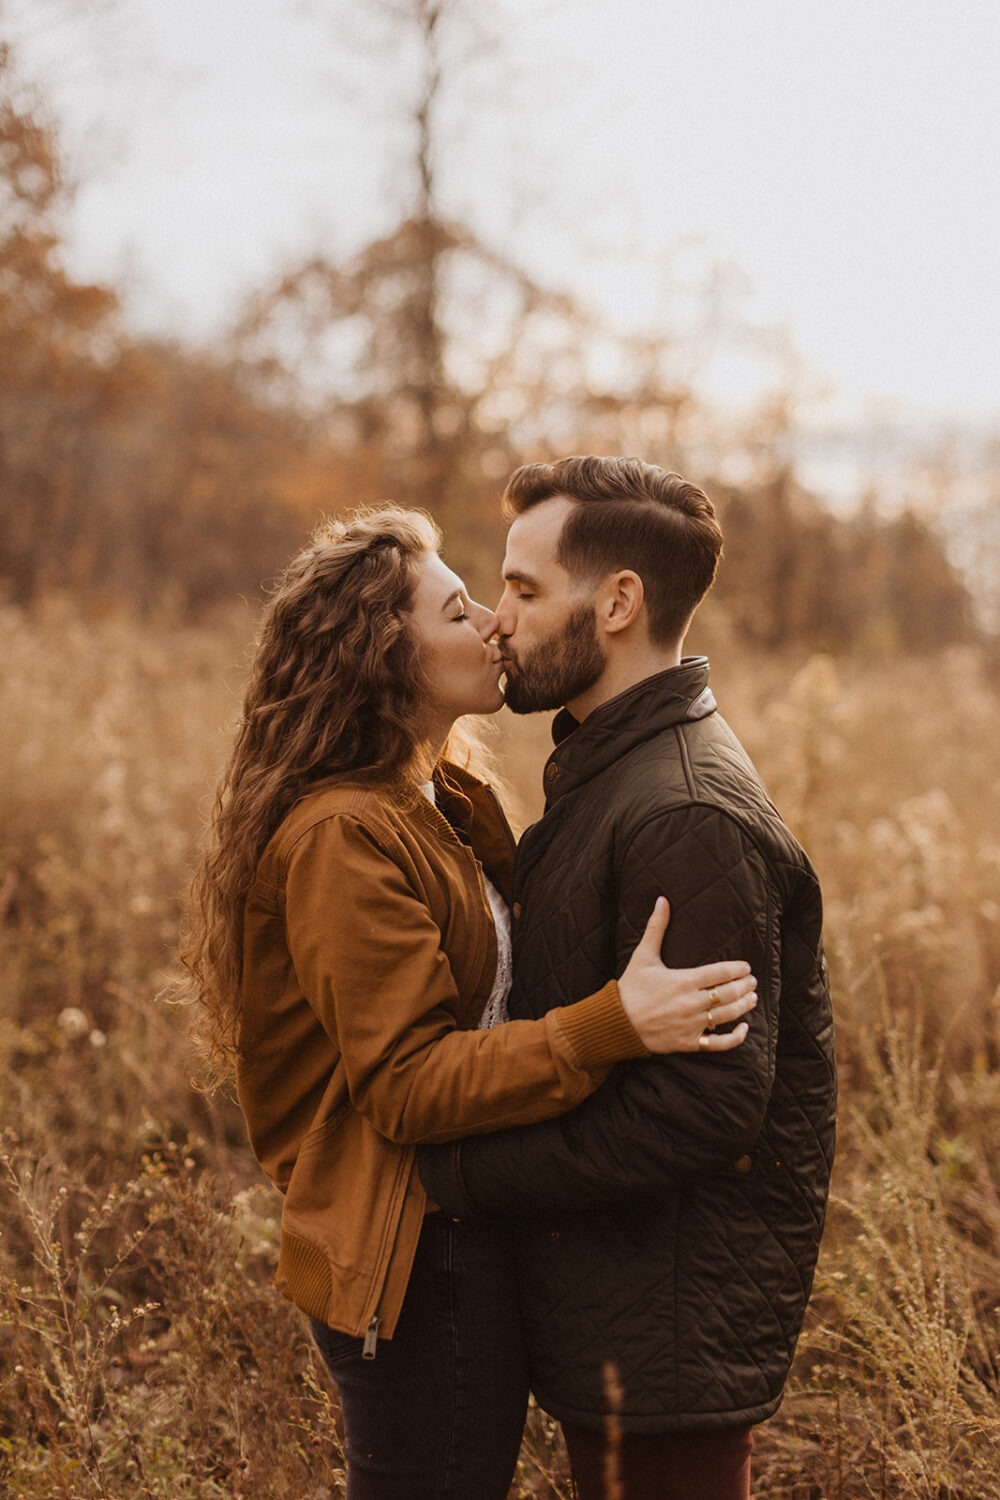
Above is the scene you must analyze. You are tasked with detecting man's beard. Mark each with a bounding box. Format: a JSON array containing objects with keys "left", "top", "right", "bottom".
[{"left": 502, "top": 603, "right": 606, "bottom": 714}]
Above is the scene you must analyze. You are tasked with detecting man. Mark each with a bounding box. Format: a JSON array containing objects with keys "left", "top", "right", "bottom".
[{"left": 420, "top": 456, "right": 837, "bottom": 1500}]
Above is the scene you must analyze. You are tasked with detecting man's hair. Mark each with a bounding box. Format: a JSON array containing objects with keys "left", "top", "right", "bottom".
[{"left": 502, "top": 455, "right": 723, "bottom": 644}]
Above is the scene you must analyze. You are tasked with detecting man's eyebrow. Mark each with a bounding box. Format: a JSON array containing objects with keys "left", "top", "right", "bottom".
[{"left": 503, "top": 567, "right": 541, "bottom": 590}]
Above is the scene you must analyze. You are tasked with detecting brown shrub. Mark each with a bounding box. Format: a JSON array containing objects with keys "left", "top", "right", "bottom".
[{"left": 2, "top": 603, "right": 999, "bottom": 1496}]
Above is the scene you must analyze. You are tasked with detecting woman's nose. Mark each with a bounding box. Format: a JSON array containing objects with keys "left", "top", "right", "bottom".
[{"left": 471, "top": 600, "right": 499, "bottom": 640}]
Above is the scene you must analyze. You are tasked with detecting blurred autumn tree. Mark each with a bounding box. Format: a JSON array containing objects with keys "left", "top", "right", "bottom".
[
  {"left": 716, "top": 472, "right": 976, "bottom": 653},
  {"left": 234, "top": 0, "right": 980, "bottom": 646},
  {"left": 234, "top": 0, "right": 604, "bottom": 587},
  {"left": 0, "top": 11, "right": 983, "bottom": 649},
  {"left": 0, "top": 37, "right": 330, "bottom": 612},
  {"left": 0, "top": 36, "right": 117, "bottom": 599}
]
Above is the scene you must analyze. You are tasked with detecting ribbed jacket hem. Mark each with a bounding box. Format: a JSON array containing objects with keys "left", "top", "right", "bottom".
[
  {"left": 276, "top": 1232, "right": 335, "bottom": 1325},
  {"left": 556, "top": 980, "right": 650, "bottom": 1072}
]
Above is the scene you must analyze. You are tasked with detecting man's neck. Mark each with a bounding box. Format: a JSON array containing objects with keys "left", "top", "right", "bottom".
[{"left": 565, "top": 643, "right": 684, "bottom": 723}]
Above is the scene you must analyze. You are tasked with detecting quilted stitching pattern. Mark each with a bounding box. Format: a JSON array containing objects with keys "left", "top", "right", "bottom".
[{"left": 420, "top": 663, "right": 836, "bottom": 1430}]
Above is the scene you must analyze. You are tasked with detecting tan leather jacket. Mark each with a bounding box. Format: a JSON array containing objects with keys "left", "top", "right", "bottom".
[{"left": 237, "top": 762, "right": 645, "bottom": 1347}]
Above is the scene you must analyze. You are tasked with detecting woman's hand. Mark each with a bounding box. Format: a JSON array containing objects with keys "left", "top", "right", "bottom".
[{"left": 617, "top": 897, "right": 757, "bottom": 1054}]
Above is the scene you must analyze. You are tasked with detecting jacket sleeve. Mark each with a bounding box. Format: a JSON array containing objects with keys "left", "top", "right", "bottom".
[
  {"left": 280, "top": 813, "right": 644, "bottom": 1146},
  {"left": 419, "top": 804, "right": 781, "bottom": 1215}
]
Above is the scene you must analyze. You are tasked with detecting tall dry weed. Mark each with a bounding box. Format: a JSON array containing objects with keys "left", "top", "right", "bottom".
[
  {"left": 731, "top": 649, "right": 1000, "bottom": 1077},
  {"left": 754, "top": 1001, "right": 1000, "bottom": 1498},
  {"left": 2, "top": 604, "right": 999, "bottom": 1496},
  {"left": 0, "top": 598, "right": 246, "bottom": 1021},
  {"left": 0, "top": 1139, "right": 343, "bottom": 1497}
]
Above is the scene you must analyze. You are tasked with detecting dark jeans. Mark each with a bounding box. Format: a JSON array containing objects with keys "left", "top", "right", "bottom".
[
  {"left": 310, "top": 1212, "right": 530, "bottom": 1500},
  {"left": 562, "top": 1421, "right": 753, "bottom": 1500}
]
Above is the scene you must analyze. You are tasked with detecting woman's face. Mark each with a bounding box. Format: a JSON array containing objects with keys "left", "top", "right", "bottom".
[{"left": 409, "top": 551, "right": 505, "bottom": 738}]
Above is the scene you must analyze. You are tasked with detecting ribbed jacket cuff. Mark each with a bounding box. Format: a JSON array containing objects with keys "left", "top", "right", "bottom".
[{"left": 556, "top": 980, "right": 650, "bottom": 1072}]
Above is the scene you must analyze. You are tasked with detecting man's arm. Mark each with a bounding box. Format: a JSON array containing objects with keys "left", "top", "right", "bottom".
[{"left": 419, "top": 804, "right": 781, "bottom": 1215}]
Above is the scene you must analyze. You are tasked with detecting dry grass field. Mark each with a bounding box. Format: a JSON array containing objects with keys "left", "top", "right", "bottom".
[{"left": 2, "top": 601, "right": 999, "bottom": 1498}]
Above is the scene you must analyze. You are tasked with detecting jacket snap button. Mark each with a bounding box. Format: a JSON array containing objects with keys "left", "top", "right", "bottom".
[
  {"left": 512, "top": 901, "right": 522, "bottom": 919},
  {"left": 549, "top": 1230, "right": 560, "bottom": 1240},
  {"left": 545, "top": 764, "right": 559, "bottom": 782},
  {"left": 734, "top": 1154, "right": 753, "bottom": 1174}
]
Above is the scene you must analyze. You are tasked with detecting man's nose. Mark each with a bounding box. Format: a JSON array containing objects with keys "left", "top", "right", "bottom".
[{"left": 494, "top": 594, "right": 514, "bottom": 639}]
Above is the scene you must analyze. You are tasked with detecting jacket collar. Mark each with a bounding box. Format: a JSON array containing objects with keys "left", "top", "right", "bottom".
[
  {"left": 542, "top": 657, "right": 716, "bottom": 807},
  {"left": 432, "top": 760, "right": 516, "bottom": 897}
]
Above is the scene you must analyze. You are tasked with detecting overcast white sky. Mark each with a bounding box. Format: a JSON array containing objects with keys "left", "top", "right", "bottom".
[{"left": 7, "top": 0, "right": 1000, "bottom": 429}]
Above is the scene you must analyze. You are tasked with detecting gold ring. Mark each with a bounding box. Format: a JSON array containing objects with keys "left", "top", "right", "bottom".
[
  {"left": 698, "top": 1033, "right": 712, "bottom": 1051},
  {"left": 703, "top": 1012, "right": 717, "bottom": 1032},
  {"left": 708, "top": 989, "right": 721, "bottom": 1009}
]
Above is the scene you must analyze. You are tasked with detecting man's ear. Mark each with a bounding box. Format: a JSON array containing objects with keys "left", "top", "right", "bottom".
[{"left": 598, "top": 571, "right": 645, "bottom": 636}]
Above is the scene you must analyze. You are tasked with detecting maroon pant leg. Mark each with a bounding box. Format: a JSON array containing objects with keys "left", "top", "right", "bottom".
[{"left": 561, "top": 1421, "right": 753, "bottom": 1500}]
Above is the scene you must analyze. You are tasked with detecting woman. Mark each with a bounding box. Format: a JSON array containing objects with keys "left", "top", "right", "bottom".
[{"left": 183, "top": 506, "right": 757, "bottom": 1500}]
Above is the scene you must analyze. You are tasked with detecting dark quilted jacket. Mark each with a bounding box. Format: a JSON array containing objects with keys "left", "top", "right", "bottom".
[{"left": 420, "top": 659, "right": 837, "bottom": 1433}]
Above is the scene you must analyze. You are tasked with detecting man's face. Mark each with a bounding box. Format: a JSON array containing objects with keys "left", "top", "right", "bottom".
[{"left": 496, "top": 496, "right": 607, "bottom": 715}]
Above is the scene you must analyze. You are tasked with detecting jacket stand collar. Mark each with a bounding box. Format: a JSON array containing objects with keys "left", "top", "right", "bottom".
[{"left": 543, "top": 658, "right": 717, "bottom": 806}]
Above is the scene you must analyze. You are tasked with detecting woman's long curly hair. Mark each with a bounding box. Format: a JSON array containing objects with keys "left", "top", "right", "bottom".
[{"left": 181, "top": 505, "right": 445, "bottom": 1081}]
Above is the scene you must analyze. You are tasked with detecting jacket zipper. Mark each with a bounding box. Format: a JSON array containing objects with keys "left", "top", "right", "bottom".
[
  {"left": 362, "top": 1312, "right": 382, "bottom": 1360},
  {"left": 357, "top": 1148, "right": 411, "bottom": 1363}
]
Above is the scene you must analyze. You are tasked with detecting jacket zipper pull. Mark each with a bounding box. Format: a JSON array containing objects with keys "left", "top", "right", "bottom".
[{"left": 362, "top": 1314, "right": 382, "bottom": 1360}]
